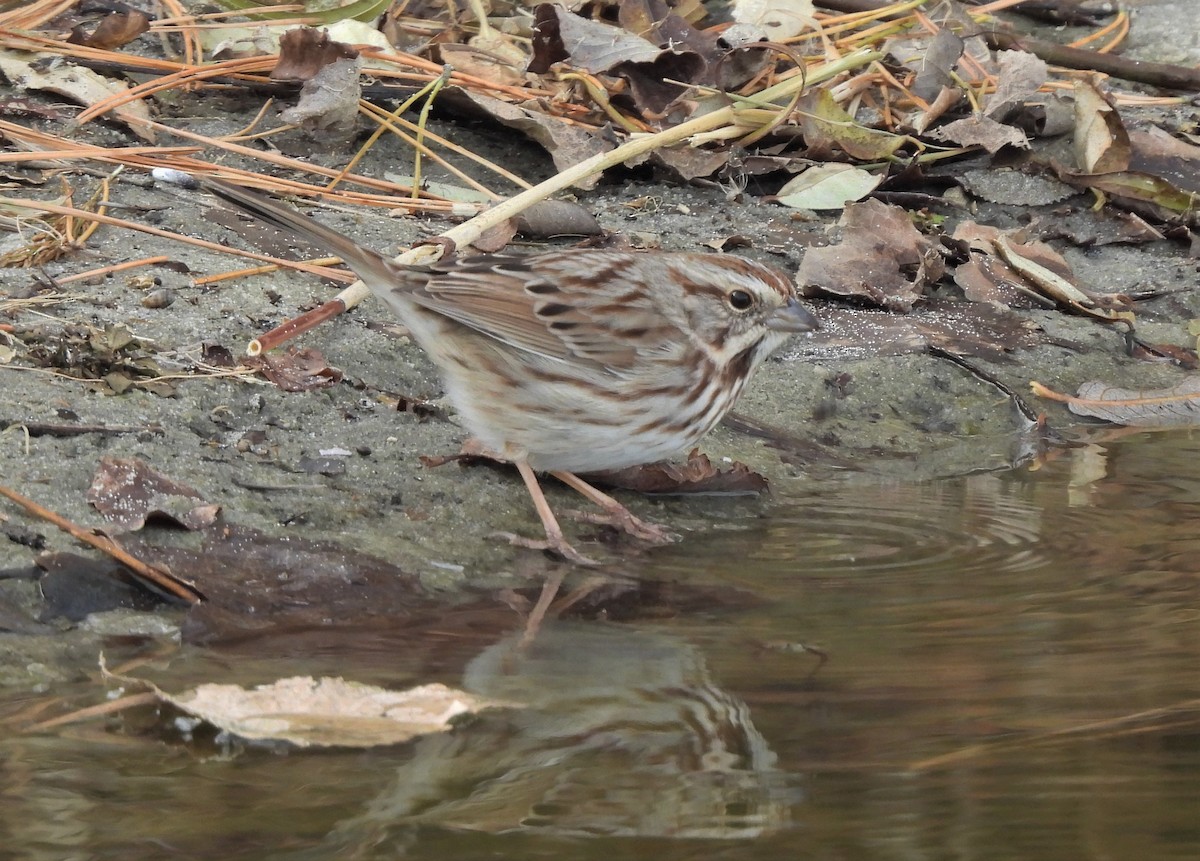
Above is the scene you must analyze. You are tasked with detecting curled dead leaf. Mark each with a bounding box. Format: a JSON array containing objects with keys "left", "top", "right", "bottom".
[
  {"left": 69, "top": 10, "right": 151, "bottom": 50},
  {"left": 1072, "top": 75, "right": 1130, "bottom": 174}
]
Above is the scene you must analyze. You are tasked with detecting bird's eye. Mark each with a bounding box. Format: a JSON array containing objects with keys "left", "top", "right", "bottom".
[{"left": 727, "top": 289, "right": 754, "bottom": 311}]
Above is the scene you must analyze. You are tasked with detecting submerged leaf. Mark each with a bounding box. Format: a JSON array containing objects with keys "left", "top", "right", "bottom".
[{"left": 133, "top": 674, "right": 511, "bottom": 748}]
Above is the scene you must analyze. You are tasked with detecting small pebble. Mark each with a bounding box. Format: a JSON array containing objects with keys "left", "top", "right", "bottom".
[{"left": 141, "top": 288, "right": 176, "bottom": 309}]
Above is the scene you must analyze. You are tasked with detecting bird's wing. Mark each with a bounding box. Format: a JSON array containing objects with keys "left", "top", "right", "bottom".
[{"left": 396, "top": 252, "right": 678, "bottom": 370}]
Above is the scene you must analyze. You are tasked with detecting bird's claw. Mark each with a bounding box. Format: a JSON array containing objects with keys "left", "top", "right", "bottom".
[
  {"left": 492, "top": 531, "right": 601, "bottom": 567},
  {"left": 563, "top": 508, "right": 678, "bottom": 545}
]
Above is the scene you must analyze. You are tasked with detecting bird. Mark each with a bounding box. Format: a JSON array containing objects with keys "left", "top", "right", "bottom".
[{"left": 201, "top": 178, "right": 819, "bottom": 564}]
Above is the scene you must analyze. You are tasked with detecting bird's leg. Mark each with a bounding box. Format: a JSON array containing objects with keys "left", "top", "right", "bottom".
[
  {"left": 513, "top": 569, "right": 564, "bottom": 654},
  {"left": 494, "top": 460, "right": 599, "bottom": 566},
  {"left": 513, "top": 571, "right": 612, "bottom": 655},
  {"left": 551, "top": 470, "right": 678, "bottom": 545}
]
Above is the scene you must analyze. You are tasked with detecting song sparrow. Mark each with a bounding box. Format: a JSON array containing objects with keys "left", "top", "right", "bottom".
[{"left": 202, "top": 179, "right": 819, "bottom": 564}]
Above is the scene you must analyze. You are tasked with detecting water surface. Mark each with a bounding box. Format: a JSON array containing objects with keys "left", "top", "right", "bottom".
[{"left": 3, "top": 431, "right": 1199, "bottom": 860}]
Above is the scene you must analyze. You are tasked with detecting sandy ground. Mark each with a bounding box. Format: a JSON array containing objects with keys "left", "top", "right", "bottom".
[{"left": 1, "top": 1, "right": 1198, "bottom": 680}]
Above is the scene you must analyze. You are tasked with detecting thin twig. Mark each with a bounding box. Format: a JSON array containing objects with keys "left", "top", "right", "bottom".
[
  {"left": 0, "top": 484, "right": 202, "bottom": 604},
  {"left": 56, "top": 256, "right": 171, "bottom": 284},
  {"left": 23, "top": 692, "right": 161, "bottom": 732}
]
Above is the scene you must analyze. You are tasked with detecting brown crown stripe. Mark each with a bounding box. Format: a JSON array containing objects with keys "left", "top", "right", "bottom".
[{"left": 668, "top": 265, "right": 729, "bottom": 299}]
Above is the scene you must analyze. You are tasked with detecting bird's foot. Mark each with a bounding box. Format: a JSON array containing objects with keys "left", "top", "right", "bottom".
[
  {"left": 492, "top": 531, "right": 600, "bottom": 567},
  {"left": 564, "top": 507, "right": 678, "bottom": 545}
]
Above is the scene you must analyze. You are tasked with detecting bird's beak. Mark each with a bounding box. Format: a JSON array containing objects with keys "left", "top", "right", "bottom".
[{"left": 767, "top": 297, "right": 820, "bottom": 333}]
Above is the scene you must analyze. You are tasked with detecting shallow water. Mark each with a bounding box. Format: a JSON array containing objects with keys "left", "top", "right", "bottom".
[{"left": 4, "top": 431, "right": 1200, "bottom": 860}]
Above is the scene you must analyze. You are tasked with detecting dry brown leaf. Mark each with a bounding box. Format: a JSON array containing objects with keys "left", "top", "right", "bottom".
[
  {"left": 443, "top": 88, "right": 612, "bottom": 189},
  {"left": 731, "top": 0, "right": 815, "bottom": 41},
  {"left": 1072, "top": 76, "right": 1130, "bottom": 174},
  {"left": 950, "top": 222, "right": 1133, "bottom": 321},
  {"left": 529, "top": 5, "right": 662, "bottom": 73},
  {"left": 69, "top": 10, "right": 151, "bottom": 50},
  {"left": 280, "top": 56, "right": 363, "bottom": 134},
  {"left": 513, "top": 199, "right": 603, "bottom": 239},
  {"left": 470, "top": 219, "right": 519, "bottom": 253},
  {"left": 0, "top": 54, "right": 154, "bottom": 142},
  {"left": 902, "top": 28, "right": 964, "bottom": 103},
  {"left": 591, "top": 449, "right": 768, "bottom": 495},
  {"left": 994, "top": 236, "right": 1134, "bottom": 322},
  {"left": 527, "top": 4, "right": 729, "bottom": 121},
  {"left": 953, "top": 253, "right": 1031, "bottom": 306},
  {"left": 249, "top": 347, "right": 343, "bottom": 391},
  {"left": 271, "top": 26, "right": 359, "bottom": 83},
  {"left": 649, "top": 144, "right": 735, "bottom": 182},
  {"left": 87, "top": 457, "right": 220, "bottom": 532},
  {"left": 438, "top": 44, "right": 527, "bottom": 88},
  {"left": 1128, "top": 127, "right": 1200, "bottom": 195},
  {"left": 1033, "top": 378, "right": 1200, "bottom": 427},
  {"left": 985, "top": 50, "right": 1048, "bottom": 122},
  {"left": 931, "top": 114, "right": 1029, "bottom": 153},
  {"left": 797, "top": 199, "right": 942, "bottom": 311}
]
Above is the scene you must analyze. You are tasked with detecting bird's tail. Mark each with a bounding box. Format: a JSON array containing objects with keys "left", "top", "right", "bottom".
[{"left": 200, "top": 177, "right": 401, "bottom": 289}]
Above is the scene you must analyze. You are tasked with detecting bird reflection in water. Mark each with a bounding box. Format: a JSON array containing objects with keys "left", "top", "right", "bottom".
[{"left": 318, "top": 622, "right": 799, "bottom": 847}]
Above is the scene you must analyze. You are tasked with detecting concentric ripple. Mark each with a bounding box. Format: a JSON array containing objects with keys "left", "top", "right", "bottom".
[{"left": 722, "top": 472, "right": 1056, "bottom": 582}]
